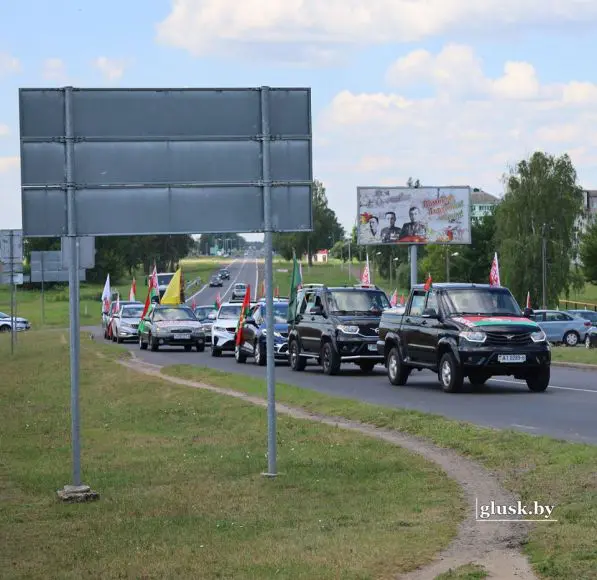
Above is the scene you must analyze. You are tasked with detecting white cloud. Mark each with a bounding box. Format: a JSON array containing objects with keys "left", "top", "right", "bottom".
[
  {"left": 156, "top": 0, "right": 597, "bottom": 62},
  {"left": 0, "top": 125, "right": 10, "bottom": 137},
  {"left": 42, "top": 58, "right": 67, "bottom": 82},
  {"left": 315, "top": 44, "right": 597, "bottom": 229},
  {"left": 94, "top": 56, "right": 131, "bottom": 81},
  {"left": 0, "top": 156, "right": 19, "bottom": 174},
  {"left": 0, "top": 52, "right": 20, "bottom": 77},
  {"left": 0, "top": 157, "right": 21, "bottom": 229}
]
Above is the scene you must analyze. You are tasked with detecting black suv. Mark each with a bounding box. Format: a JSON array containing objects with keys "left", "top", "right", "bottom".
[
  {"left": 378, "top": 283, "right": 551, "bottom": 392},
  {"left": 287, "top": 283, "right": 389, "bottom": 375}
]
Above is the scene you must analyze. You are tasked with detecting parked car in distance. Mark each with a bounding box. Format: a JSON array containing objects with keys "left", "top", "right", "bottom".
[
  {"left": 288, "top": 283, "right": 389, "bottom": 375},
  {"left": 235, "top": 298, "right": 289, "bottom": 365},
  {"left": 0, "top": 311, "right": 31, "bottom": 332},
  {"left": 378, "top": 283, "right": 551, "bottom": 393},
  {"left": 567, "top": 309, "right": 597, "bottom": 327},
  {"left": 231, "top": 282, "right": 248, "bottom": 300},
  {"left": 218, "top": 268, "right": 230, "bottom": 280},
  {"left": 209, "top": 275, "right": 223, "bottom": 287},
  {"left": 110, "top": 303, "right": 145, "bottom": 343},
  {"left": 530, "top": 309, "right": 590, "bottom": 346},
  {"left": 138, "top": 305, "right": 205, "bottom": 352},
  {"left": 104, "top": 300, "right": 140, "bottom": 339},
  {"left": 193, "top": 305, "right": 218, "bottom": 344}
]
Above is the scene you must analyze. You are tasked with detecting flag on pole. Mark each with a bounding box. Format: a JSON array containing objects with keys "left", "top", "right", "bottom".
[
  {"left": 526, "top": 291, "right": 531, "bottom": 309},
  {"left": 361, "top": 253, "right": 371, "bottom": 284},
  {"left": 399, "top": 293, "right": 405, "bottom": 305},
  {"left": 101, "top": 274, "right": 111, "bottom": 313},
  {"left": 275, "top": 286, "right": 279, "bottom": 298},
  {"left": 390, "top": 289, "right": 398, "bottom": 306},
  {"left": 287, "top": 249, "right": 303, "bottom": 322},
  {"left": 489, "top": 252, "right": 501, "bottom": 286},
  {"left": 259, "top": 280, "right": 265, "bottom": 299},
  {"left": 214, "top": 292, "right": 221, "bottom": 310},
  {"left": 298, "top": 261, "right": 303, "bottom": 289},
  {"left": 235, "top": 284, "right": 252, "bottom": 346},
  {"left": 129, "top": 277, "right": 136, "bottom": 302},
  {"left": 161, "top": 268, "right": 183, "bottom": 305},
  {"left": 423, "top": 273, "right": 432, "bottom": 292},
  {"left": 140, "top": 266, "right": 159, "bottom": 320},
  {"left": 114, "top": 292, "right": 120, "bottom": 314},
  {"left": 191, "top": 297, "right": 197, "bottom": 310}
]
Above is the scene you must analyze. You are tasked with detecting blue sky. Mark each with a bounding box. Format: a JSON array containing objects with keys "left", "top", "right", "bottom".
[{"left": 2, "top": 0, "right": 597, "bottom": 241}]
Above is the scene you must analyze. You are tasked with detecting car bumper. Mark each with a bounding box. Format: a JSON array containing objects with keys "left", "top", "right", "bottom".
[
  {"left": 212, "top": 330, "right": 236, "bottom": 350},
  {"left": 336, "top": 336, "right": 384, "bottom": 362},
  {"left": 155, "top": 333, "right": 205, "bottom": 347},
  {"left": 116, "top": 330, "right": 139, "bottom": 341},
  {"left": 458, "top": 343, "right": 551, "bottom": 373},
  {"left": 257, "top": 338, "right": 289, "bottom": 358}
]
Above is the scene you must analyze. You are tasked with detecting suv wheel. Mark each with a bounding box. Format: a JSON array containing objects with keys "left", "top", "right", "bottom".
[
  {"left": 387, "top": 347, "right": 410, "bottom": 386},
  {"left": 139, "top": 336, "right": 148, "bottom": 350},
  {"left": 321, "top": 342, "right": 341, "bottom": 375},
  {"left": 289, "top": 339, "right": 306, "bottom": 371},
  {"left": 526, "top": 366, "right": 550, "bottom": 392},
  {"left": 150, "top": 334, "right": 159, "bottom": 352},
  {"left": 254, "top": 341, "right": 266, "bottom": 366},
  {"left": 563, "top": 331, "right": 579, "bottom": 347},
  {"left": 235, "top": 344, "right": 247, "bottom": 363},
  {"left": 439, "top": 352, "right": 463, "bottom": 393},
  {"left": 359, "top": 361, "right": 376, "bottom": 373}
]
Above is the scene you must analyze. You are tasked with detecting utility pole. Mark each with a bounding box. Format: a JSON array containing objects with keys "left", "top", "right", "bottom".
[
  {"left": 541, "top": 223, "right": 547, "bottom": 309},
  {"left": 446, "top": 248, "right": 450, "bottom": 283}
]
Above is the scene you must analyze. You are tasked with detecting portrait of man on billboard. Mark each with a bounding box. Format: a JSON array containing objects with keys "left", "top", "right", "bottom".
[
  {"left": 398, "top": 206, "right": 427, "bottom": 242},
  {"left": 380, "top": 211, "right": 401, "bottom": 242},
  {"left": 368, "top": 215, "right": 379, "bottom": 238}
]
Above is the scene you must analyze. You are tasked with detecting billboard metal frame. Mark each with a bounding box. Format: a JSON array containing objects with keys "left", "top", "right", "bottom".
[{"left": 19, "top": 85, "right": 313, "bottom": 498}]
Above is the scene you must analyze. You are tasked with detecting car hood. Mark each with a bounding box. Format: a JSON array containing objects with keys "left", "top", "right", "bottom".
[
  {"left": 261, "top": 322, "right": 288, "bottom": 333},
  {"left": 121, "top": 317, "right": 141, "bottom": 325},
  {"left": 154, "top": 320, "right": 203, "bottom": 328},
  {"left": 1, "top": 316, "right": 28, "bottom": 323},
  {"left": 449, "top": 315, "right": 541, "bottom": 333}
]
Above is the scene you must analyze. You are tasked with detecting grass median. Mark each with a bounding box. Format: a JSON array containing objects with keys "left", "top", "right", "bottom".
[
  {"left": 550, "top": 345, "right": 597, "bottom": 366},
  {"left": 162, "top": 364, "right": 597, "bottom": 580},
  {"left": 0, "top": 331, "right": 462, "bottom": 579}
]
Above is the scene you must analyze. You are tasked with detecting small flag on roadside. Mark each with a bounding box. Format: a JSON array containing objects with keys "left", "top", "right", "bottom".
[
  {"left": 489, "top": 252, "right": 501, "bottom": 286},
  {"left": 423, "top": 273, "right": 432, "bottom": 292}
]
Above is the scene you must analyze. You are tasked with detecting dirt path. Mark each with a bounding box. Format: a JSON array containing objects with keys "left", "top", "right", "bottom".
[{"left": 117, "top": 353, "right": 538, "bottom": 580}]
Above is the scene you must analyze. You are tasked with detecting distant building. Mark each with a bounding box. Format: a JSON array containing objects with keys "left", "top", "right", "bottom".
[
  {"left": 471, "top": 189, "right": 501, "bottom": 221},
  {"left": 302, "top": 249, "right": 328, "bottom": 263},
  {"left": 576, "top": 190, "right": 597, "bottom": 235}
]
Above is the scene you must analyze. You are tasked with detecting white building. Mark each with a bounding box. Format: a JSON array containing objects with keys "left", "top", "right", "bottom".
[{"left": 471, "top": 189, "right": 501, "bottom": 221}]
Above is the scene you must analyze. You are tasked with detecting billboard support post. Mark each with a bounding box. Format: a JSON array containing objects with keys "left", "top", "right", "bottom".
[
  {"left": 410, "top": 245, "right": 417, "bottom": 288},
  {"left": 260, "top": 86, "right": 277, "bottom": 478},
  {"left": 10, "top": 229, "right": 15, "bottom": 355},
  {"left": 41, "top": 251, "right": 45, "bottom": 326}
]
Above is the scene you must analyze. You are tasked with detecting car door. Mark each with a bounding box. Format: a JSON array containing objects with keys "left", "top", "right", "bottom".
[
  {"left": 297, "top": 291, "right": 319, "bottom": 352},
  {"left": 242, "top": 304, "right": 260, "bottom": 353},
  {"left": 415, "top": 290, "right": 442, "bottom": 364},
  {"left": 401, "top": 290, "right": 427, "bottom": 362},
  {"left": 540, "top": 311, "right": 564, "bottom": 342},
  {"left": 307, "top": 292, "right": 326, "bottom": 349}
]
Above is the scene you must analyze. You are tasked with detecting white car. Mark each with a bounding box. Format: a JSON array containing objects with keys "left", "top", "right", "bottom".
[
  {"left": 110, "top": 302, "right": 144, "bottom": 343},
  {"left": 231, "top": 283, "right": 248, "bottom": 301},
  {"left": 0, "top": 311, "right": 31, "bottom": 332},
  {"left": 211, "top": 302, "right": 245, "bottom": 357}
]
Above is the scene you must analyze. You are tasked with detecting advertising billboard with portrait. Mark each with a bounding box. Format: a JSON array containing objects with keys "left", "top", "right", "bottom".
[{"left": 356, "top": 186, "right": 472, "bottom": 245}]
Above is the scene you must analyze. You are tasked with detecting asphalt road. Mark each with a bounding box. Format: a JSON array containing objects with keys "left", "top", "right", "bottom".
[{"left": 107, "top": 258, "right": 597, "bottom": 445}]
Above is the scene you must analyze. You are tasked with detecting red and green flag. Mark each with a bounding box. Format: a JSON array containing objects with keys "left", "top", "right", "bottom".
[
  {"left": 235, "top": 285, "right": 252, "bottom": 346},
  {"left": 140, "top": 266, "right": 159, "bottom": 320},
  {"left": 214, "top": 292, "right": 221, "bottom": 310}
]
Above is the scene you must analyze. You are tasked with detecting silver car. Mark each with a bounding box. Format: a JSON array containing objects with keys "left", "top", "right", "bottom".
[
  {"left": 111, "top": 303, "right": 145, "bottom": 343},
  {"left": 231, "top": 283, "right": 248, "bottom": 301},
  {"left": 531, "top": 309, "right": 591, "bottom": 346},
  {"left": 139, "top": 305, "right": 206, "bottom": 352},
  {"left": 193, "top": 306, "right": 218, "bottom": 344},
  {"left": 211, "top": 302, "right": 244, "bottom": 356},
  {"left": 0, "top": 311, "right": 30, "bottom": 332}
]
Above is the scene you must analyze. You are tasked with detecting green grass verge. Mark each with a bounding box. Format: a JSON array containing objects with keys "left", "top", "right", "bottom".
[
  {"left": 0, "top": 331, "right": 462, "bottom": 579},
  {"left": 434, "top": 563, "right": 488, "bottom": 579},
  {"left": 161, "top": 365, "right": 597, "bottom": 580},
  {"left": 550, "top": 346, "right": 597, "bottom": 366}
]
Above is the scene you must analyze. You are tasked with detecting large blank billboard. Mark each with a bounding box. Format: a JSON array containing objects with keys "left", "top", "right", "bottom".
[
  {"left": 19, "top": 88, "right": 313, "bottom": 237},
  {"left": 357, "top": 186, "right": 472, "bottom": 245}
]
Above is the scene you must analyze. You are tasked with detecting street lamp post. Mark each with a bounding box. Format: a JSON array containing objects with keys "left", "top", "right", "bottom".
[
  {"left": 446, "top": 251, "right": 459, "bottom": 282},
  {"left": 542, "top": 223, "right": 548, "bottom": 309}
]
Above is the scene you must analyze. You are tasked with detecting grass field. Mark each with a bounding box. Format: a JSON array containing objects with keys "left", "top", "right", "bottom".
[
  {"left": 550, "top": 346, "right": 597, "bottom": 365},
  {"left": 0, "top": 332, "right": 462, "bottom": 579},
  {"left": 163, "top": 364, "right": 597, "bottom": 580}
]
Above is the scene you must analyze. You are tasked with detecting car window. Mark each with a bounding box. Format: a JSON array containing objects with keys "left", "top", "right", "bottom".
[
  {"left": 299, "top": 292, "right": 313, "bottom": 314},
  {"left": 426, "top": 290, "right": 438, "bottom": 312},
  {"left": 153, "top": 308, "right": 195, "bottom": 321},
  {"left": 545, "top": 312, "right": 567, "bottom": 321},
  {"left": 218, "top": 305, "right": 242, "bottom": 319},
  {"left": 409, "top": 291, "right": 426, "bottom": 316}
]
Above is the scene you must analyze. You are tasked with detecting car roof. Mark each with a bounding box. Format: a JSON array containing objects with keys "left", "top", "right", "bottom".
[{"left": 412, "top": 283, "right": 496, "bottom": 290}]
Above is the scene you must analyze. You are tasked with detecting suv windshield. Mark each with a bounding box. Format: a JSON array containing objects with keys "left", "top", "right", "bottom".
[
  {"left": 259, "top": 303, "right": 289, "bottom": 323},
  {"left": 442, "top": 288, "right": 522, "bottom": 316},
  {"left": 153, "top": 308, "right": 196, "bottom": 321},
  {"left": 157, "top": 274, "right": 174, "bottom": 286},
  {"left": 194, "top": 307, "right": 216, "bottom": 320},
  {"left": 218, "top": 305, "right": 242, "bottom": 319},
  {"left": 122, "top": 306, "right": 144, "bottom": 318},
  {"left": 326, "top": 290, "right": 390, "bottom": 314}
]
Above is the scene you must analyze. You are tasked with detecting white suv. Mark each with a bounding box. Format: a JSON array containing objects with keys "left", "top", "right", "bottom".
[
  {"left": 231, "top": 283, "right": 248, "bottom": 301},
  {"left": 211, "top": 302, "right": 244, "bottom": 357}
]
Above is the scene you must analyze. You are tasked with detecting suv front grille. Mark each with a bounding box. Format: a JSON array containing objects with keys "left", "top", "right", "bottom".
[
  {"left": 358, "top": 326, "right": 379, "bottom": 337},
  {"left": 485, "top": 331, "right": 532, "bottom": 346},
  {"left": 172, "top": 328, "right": 192, "bottom": 334}
]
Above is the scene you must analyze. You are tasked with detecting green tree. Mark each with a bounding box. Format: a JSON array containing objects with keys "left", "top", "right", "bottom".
[
  {"left": 273, "top": 180, "right": 344, "bottom": 264},
  {"left": 580, "top": 218, "right": 597, "bottom": 284},
  {"left": 495, "top": 151, "right": 584, "bottom": 307},
  {"left": 406, "top": 177, "right": 421, "bottom": 188}
]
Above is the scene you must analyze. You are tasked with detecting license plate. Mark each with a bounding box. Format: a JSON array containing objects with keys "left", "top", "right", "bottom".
[
  {"left": 368, "top": 344, "right": 377, "bottom": 352},
  {"left": 498, "top": 354, "right": 526, "bottom": 363},
  {"left": 174, "top": 334, "right": 191, "bottom": 340}
]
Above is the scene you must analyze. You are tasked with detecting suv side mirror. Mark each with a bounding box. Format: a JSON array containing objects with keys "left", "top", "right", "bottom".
[
  {"left": 245, "top": 317, "right": 257, "bottom": 326},
  {"left": 523, "top": 307, "right": 534, "bottom": 318},
  {"left": 309, "top": 305, "right": 324, "bottom": 315},
  {"left": 422, "top": 308, "right": 438, "bottom": 318}
]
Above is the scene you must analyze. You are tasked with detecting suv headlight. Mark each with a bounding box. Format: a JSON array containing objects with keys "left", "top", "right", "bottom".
[
  {"left": 337, "top": 324, "right": 359, "bottom": 334},
  {"left": 459, "top": 330, "right": 487, "bottom": 343},
  {"left": 531, "top": 330, "right": 547, "bottom": 342},
  {"left": 262, "top": 329, "right": 284, "bottom": 339}
]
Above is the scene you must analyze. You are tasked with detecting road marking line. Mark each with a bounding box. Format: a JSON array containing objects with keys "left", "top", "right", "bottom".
[
  {"left": 511, "top": 424, "right": 537, "bottom": 430},
  {"left": 488, "top": 377, "right": 597, "bottom": 394},
  {"left": 220, "top": 259, "right": 247, "bottom": 303},
  {"left": 186, "top": 258, "right": 240, "bottom": 305}
]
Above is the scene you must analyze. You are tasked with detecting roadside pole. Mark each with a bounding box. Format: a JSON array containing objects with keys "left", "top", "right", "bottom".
[{"left": 410, "top": 244, "right": 418, "bottom": 288}]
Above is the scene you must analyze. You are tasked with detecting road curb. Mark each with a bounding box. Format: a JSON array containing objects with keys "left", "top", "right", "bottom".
[{"left": 552, "top": 361, "right": 597, "bottom": 370}]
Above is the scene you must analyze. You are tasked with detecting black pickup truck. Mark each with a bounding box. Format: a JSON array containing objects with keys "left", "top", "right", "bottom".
[{"left": 377, "top": 283, "right": 551, "bottom": 393}]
